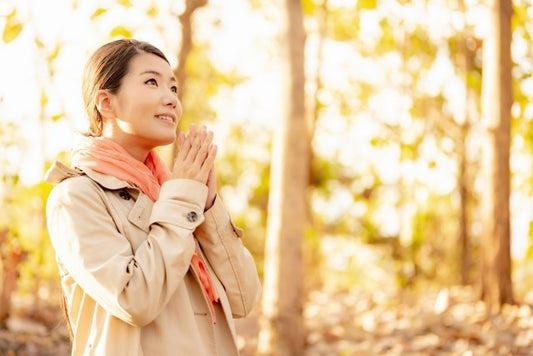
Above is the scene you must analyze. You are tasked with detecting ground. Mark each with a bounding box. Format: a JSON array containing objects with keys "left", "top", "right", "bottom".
[{"left": 2, "top": 286, "right": 533, "bottom": 355}]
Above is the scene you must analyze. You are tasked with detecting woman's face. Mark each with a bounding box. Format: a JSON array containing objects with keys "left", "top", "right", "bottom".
[{"left": 106, "top": 52, "right": 182, "bottom": 152}]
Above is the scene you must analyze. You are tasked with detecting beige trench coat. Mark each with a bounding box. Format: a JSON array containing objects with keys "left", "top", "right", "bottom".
[{"left": 45, "top": 161, "right": 261, "bottom": 356}]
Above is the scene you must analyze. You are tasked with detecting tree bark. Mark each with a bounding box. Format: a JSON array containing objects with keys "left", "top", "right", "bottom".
[
  {"left": 479, "top": 0, "right": 513, "bottom": 309},
  {"left": 0, "top": 230, "right": 27, "bottom": 327},
  {"left": 304, "top": 0, "right": 328, "bottom": 291},
  {"left": 175, "top": 0, "right": 207, "bottom": 102},
  {"left": 257, "top": 0, "right": 308, "bottom": 355},
  {"left": 160, "top": 0, "right": 208, "bottom": 167},
  {"left": 456, "top": 0, "right": 473, "bottom": 285},
  {"left": 458, "top": 120, "right": 470, "bottom": 285}
]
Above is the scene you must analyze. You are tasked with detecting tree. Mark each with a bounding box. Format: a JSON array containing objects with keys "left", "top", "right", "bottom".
[
  {"left": 454, "top": 0, "right": 479, "bottom": 285},
  {"left": 175, "top": 0, "right": 208, "bottom": 100},
  {"left": 0, "top": 229, "right": 27, "bottom": 326},
  {"left": 479, "top": 0, "right": 513, "bottom": 309},
  {"left": 257, "top": 0, "right": 308, "bottom": 354},
  {"left": 160, "top": 0, "right": 208, "bottom": 166}
]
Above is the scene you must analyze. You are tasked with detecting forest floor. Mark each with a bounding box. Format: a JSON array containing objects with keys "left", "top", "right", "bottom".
[{"left": 1, "top": 286, "right": 533, "bottom": 356}]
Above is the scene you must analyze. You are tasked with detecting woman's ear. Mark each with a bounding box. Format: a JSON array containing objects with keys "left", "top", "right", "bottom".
[{"left": 94, "top": 90, "right": 116, "bottom": 120}]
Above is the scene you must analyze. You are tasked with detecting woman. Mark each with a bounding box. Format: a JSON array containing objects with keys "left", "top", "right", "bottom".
[{"left": 45, "top": 39, "right": 261, "bottom": 355}]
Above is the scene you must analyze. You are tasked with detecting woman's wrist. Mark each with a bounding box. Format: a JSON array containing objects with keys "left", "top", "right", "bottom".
[{"left": 205, "top": 194, "right": 217, "bottom": 211}]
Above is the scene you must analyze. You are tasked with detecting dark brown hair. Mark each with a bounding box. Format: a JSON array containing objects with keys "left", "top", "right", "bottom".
[{"left": 82, "top": 39, "right": 169, "bottom": 136}]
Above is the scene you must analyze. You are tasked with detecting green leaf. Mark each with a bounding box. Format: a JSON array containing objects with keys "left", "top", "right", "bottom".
[
  {"left": 3, "top": 9, "right": 23, "bottom": 43},
  {"left": 110, "top": 25, "right": 132, "bottom": 38},
  {"left": 90, "top": 8, "right": 108, "bottom": 20}
]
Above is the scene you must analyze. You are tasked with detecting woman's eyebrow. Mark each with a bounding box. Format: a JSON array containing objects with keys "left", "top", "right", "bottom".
[{"left": 140, "top": 70, "right": 176, "bottom": 82}]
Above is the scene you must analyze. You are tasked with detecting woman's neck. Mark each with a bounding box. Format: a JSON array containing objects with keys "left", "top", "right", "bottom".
[
  {"left": 101, "top": 136, "right": 150, "bottom": 162},
  {"left": 102, "top": 128, "right": 151, "bottom": 162}
]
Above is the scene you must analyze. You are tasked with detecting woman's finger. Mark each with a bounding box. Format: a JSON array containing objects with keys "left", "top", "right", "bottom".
[
  {"left": 199, "top": 144, "right": 217, "bottom": 180},
  {"left": 188, "top": 125, "right": 197, "bottom": 148},
  {"left": 183, "top": 127, "right": 201, "bottom": 164},
  {"left": 175, "top": 131, "right": 187, "bottom": 161},
  {"left": 185, "top": 126, "right": 209, "bottom": 164},
  {"left": 171, "top": 125, "right": 216, "bottom": 183},
  {"left": 194, "top": 131, "right": 213, "bottom": 166},
  {"left": 199, "top": 125, "right": 207, "bottom": 140}
]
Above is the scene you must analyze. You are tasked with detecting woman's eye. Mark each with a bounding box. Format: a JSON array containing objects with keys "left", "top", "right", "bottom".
[{"left": 145, "top": 78, "right": 157, "bottom": 86}]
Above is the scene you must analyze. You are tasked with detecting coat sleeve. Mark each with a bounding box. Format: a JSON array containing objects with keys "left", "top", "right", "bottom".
[
  {"left": 193, "top": 196, "right": 262, "bottom": 318},
  {"left": 46, "top": 176, "right": 207, "bottom": 327}
]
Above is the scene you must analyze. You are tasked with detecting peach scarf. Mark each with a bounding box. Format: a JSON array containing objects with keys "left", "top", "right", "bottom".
[{"left": 72, "top": 137, "right": 220, "bottom": 323}]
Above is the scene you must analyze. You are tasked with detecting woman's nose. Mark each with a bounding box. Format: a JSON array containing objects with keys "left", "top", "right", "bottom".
[{"left": 165, "top": 90, "right": 178, "bottom": 108}]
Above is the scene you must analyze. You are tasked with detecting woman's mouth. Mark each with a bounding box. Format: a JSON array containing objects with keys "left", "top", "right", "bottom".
[{"left": 155, "top": 114, "right": 175, "bottom": 124}]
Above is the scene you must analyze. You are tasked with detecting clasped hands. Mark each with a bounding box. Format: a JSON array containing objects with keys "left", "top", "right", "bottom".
[{"left": 171, "top": 125, "right": 217, "bottom": 210}]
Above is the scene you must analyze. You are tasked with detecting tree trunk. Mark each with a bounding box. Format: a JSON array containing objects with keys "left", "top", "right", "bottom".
[
  {"left": 175, "top": 0, "right": 207, "bottom": 102},
  {"left": 257, "top": 0, "right": 308, "bottom": 355},
  {"left": 0, "top": 229, "right": 9, "bottom": 325},
  {"left": 0, "top": 230, "right": 27, "bottom": 327},
  {"left": 304, "top": 0, "right": 327, "bottom": 292},
  {"left": 456, "top": 0, "right": 473, "bottom": 285},
  {"left": 458, "top": 121, "right": 470, "bottom": 285},
  {"left": 160, "top": 0, "right": 208, "bottom": 167},
  {"left": 479, "top": 0, "right": 513, "bottom": 309}
]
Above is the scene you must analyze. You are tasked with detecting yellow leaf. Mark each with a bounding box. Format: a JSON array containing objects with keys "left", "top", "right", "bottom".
[
  {"left": 110, "top": 26, "right": 132, "bottom": 38},
  {"left": 3, "top": 9, "right": 23, "bottom": 43},
  {"left": 90, "top": 8, "right": 108, "bottom": 20},
  {"left": 147, "top": 5, "right": 158, "bottom": 17},
  {"left": 47, "top": 43, "right": 62, "bottom": 62},
  {"left": 117, "top": 0, "right": 132, "bottom": 7},
  {"left": 51, "top": 113, "right": 63, "bottom": 122},
  {"left": 40, "top": 91, "right": 48, "bottom": 108},
  {"left": 34, "top": 37, "right": 45, "bottom": 49},
  {"left": 358, "top": 0, "right": 377, "bottom": 10}
]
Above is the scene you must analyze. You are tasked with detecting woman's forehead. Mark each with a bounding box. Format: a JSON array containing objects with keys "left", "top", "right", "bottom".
[{"left": 129, "top": 52, "right": 175, "bottom": 80}]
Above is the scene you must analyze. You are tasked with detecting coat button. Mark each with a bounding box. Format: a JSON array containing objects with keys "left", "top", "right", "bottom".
[
  {"left": 186, "top": 211, "right": 198, "bottom": 222},
  {"left": 119, "top": 191, "right": 131, "bottom": 200}
]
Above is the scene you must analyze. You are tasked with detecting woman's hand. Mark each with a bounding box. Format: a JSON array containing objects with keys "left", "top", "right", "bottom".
[
  {"left": 205, "top": 168, "right": 217, "bottom": 210},
  {"left": 171, "top": 125, "right": 218, "bottom": 208}
]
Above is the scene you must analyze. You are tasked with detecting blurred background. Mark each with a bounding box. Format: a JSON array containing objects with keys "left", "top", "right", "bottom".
[{"left": 0, "top": 0, "right": 532, "bottom": 355}]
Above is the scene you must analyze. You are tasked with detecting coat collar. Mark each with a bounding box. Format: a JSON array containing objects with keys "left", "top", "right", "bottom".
[
  {"left": 45, "top": 161, "right": 151, "bottom": 232},
  {"left": 44, "top": 161, "right": 132, "bottom": 190}
]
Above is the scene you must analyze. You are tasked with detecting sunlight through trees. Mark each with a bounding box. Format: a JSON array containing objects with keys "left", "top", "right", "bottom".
[{"left": 1, "top": 0, "right": 533, "bottom": 354}]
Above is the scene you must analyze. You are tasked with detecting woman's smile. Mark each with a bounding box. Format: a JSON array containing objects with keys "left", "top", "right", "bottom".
[{"left": 154, "top": 113, "right": 176, "bottom": 125}]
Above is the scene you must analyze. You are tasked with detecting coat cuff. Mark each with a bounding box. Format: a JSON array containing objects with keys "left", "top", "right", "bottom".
[
  {"left": 150, "top": 179, "right": 208, "bottom": 229},
  {"left": 195, "top": 195, "right": 243, "bottom": 240}
]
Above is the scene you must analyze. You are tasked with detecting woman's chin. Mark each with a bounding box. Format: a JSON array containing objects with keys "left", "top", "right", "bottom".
[
  {"left": 148, "top": 128, "right": 176, "bottom": 145},
  {"left": 157, "top": 134, "right": 177, "bottom": 147}
]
